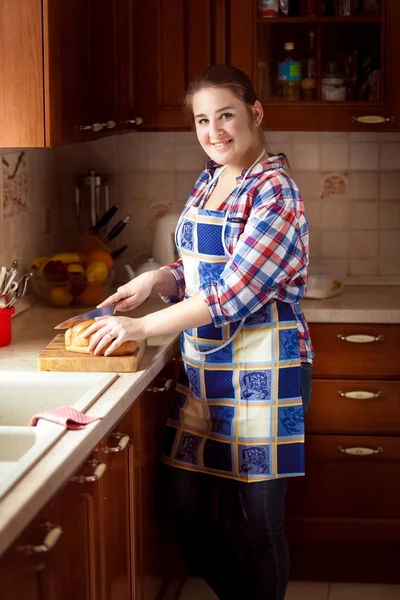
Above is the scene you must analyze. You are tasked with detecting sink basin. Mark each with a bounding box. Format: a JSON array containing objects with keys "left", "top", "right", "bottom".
[{"left": 0, "top": 371, "right": 118, "bottom": 499}]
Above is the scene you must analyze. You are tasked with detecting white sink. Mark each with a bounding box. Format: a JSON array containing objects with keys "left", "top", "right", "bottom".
[{"left": 0, "top": 371, "right": 118, "bottom": 499}]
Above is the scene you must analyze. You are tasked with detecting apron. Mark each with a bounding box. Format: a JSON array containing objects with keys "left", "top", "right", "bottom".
[{"left": 162, "top": 161, "right": 305, "bottom": 482}]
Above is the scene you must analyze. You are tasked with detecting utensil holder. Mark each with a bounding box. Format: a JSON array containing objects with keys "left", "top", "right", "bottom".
[{"left": 0, "top": 306, "right": 15, "bottom": 347}]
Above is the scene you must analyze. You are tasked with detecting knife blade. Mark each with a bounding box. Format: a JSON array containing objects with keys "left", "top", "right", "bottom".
[
  {"left": 54, "top": 303, "right": 116, "bottom": 330},
  {"left": 106, "top": 215, "right": 131, "bottom": 242},
  {"left": 89, "top": 204, "right": 119, "bottom": 236}
]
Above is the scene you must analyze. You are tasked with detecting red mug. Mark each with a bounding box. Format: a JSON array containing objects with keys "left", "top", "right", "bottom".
[{"left": 0, "top": 306, "right": 15, "bottom": 347}]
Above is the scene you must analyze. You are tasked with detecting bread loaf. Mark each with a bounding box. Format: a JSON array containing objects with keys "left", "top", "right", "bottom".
[{"left": 65, "top": 320, "right": 137, "bottom": 356}]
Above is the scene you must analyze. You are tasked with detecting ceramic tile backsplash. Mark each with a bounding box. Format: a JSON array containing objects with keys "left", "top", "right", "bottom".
[
  {"left": 0, "top": 148, "right": 58, "bottom": 272},
  {"left": 52, "top": 131, "right": 400, "bottom": 282}
]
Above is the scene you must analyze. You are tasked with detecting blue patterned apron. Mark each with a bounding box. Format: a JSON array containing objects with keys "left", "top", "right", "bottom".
[{"left": 162, "top": 171, "right": 305, "bottom": 482}]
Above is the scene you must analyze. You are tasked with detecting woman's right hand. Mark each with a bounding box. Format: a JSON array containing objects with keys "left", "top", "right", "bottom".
[{"left": 96, "top": 272, "right": 155, "bottom": 312}]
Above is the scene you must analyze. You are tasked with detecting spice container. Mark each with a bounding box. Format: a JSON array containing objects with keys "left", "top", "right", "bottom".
[{"left": 322, "top": 76, "right": 346, "bottom": 101}]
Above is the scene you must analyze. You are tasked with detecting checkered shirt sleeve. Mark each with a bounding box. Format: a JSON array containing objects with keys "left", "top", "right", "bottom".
[
  {"left": 158, "top": 259, "right": 186, "bottom": 305},
  {"left": 199, "top": 175, "right": 309, "bottom": 327}
]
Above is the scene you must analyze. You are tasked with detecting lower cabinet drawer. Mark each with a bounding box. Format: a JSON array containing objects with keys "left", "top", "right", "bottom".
[
  {"left": 306, "top": 380, "right": 400, "bottom": 435},
  {"left": 310, "top": 323, "right": 400, "bottom": 379},
  {"left": 286, "top": 434, "right": 400, "bottom": 520}
]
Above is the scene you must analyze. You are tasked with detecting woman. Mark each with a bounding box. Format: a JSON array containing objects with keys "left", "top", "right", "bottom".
[{"left": 84, "top": 65, "right": 313, "bottom": 600}]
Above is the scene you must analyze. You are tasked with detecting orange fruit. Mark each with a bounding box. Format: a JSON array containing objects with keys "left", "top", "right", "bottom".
[
  {"left": 87, "top": 250, "right": 114, "bottom": 270},
  {"left": 86, "top": 261, "right": 108, "bottom": 283},
  {"left": 77, "top": 284, "right": 105, "bottom": 307},
  {"left": 50, "top": 286, "right": 73, "bottom": 307}
]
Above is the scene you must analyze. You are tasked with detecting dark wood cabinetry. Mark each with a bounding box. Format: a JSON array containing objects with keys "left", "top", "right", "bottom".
[
  {"left": 226, "top": 0, "right": 400, "bottom": 131},
  {"left": 0, "top": 358, "right": 185, "bottom": 600},
  {"left": 2, "top": 0, "right": 399, "bottom": 144},
  {"left": 286, "top": 323, "right": 400, "bottom": 583}
]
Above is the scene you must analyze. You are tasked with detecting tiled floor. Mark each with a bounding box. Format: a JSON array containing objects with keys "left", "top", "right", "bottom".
[{"left": 179, "top": 578, "right": 400, "bottom": 599}]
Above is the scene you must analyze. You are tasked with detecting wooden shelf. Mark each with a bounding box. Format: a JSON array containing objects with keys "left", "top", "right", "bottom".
[{"left": 257, "top": 16, "right": 382, "bottom": 24}]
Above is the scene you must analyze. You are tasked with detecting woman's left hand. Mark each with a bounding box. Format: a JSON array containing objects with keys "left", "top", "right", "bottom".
[{"left": 82, "top": 316, "right": 146, "bottom": 356}]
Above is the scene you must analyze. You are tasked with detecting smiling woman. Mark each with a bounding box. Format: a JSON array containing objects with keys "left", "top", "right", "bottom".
[{"left": 85, "top": 64, "right": 313, "bottom": 600}]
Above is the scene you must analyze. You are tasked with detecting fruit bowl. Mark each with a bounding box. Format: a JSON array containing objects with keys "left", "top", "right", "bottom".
[{"left": 31, "top": 251, "right": 115, "bottom": 308}]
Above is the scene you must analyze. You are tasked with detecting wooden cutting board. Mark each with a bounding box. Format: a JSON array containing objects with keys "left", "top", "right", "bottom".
[{"left": 38, "top": 334, "right": 147, "bottom": 372}]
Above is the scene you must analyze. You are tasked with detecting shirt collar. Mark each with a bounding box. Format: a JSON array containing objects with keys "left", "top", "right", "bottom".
[{"left": 205, "top": 153, "right": 285, "bottom": 181}]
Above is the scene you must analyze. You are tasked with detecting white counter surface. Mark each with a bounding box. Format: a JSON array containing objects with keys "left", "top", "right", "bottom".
[{"left": 0, "top": 285, "right": 399, "bottom": 556}]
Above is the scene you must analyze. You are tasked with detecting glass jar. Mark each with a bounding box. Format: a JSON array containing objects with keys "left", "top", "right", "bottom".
[
  {"left": 333, "top": 0, "right": 364, "bottom": 15},
  {"left": 322, "top": 76, "right": 347, "bottom": 101}
]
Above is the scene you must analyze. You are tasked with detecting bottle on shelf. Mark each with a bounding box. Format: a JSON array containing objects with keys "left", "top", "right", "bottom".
[
  {"left": 301, "top": 30, "right": 316, "bottom": 100},
  {"left": 277, "top": 42, "right": 302, "bottom": 101}
]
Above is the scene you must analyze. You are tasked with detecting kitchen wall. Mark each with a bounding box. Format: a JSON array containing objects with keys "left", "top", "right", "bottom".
[
  {"left": 0, "top": 149, "right": 58, "bottom": 271},
  {"left": 54, "top": 130, "right": 400, "bottom": 283}
]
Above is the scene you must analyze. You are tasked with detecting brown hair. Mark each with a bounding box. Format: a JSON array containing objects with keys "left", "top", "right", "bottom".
[{"left": 184, "top": 64, "right": 266, "bottom": 148}]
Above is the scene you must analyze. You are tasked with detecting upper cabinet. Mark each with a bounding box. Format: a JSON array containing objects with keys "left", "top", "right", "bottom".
[
  {"left": 0, "top": 0, "right": 399, "bottom": 146},
  {"left": 134, "top": 0, "right": 225, "bottom": 130},
  {"left": 227, "top": 0, "right": 400, "bottom": 130}
]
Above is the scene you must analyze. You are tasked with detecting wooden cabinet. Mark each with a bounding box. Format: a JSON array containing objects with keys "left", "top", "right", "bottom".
[
  {"left": 134, "top": 0, "right": 225, "bottom": 130},
  {"left": 227, "top": 0, "right": 400, "bottom": 131},
  {"left": 286, "top": 323, "right": 400, "bottom": 583},
  {"left": 0, "top": 357, "right": 184, "bottom": 599},
  {"left": 0, "top": 0, "right": 121, "bottom": 147}
]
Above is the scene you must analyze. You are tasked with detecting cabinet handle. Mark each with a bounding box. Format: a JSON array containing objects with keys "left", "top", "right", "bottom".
[
  {"left": 70, "top": 460, "right": 107, "bottom": 483},
  {"left": 103, "top": 433, "right": 130, "bottom": 453},
  {"left": 338, "top": 446, "right": 383, "bottom": 456},
  {"left": 146, "top": 378, "right": 174, "bottom": 393},
  {"left": 79, "top": 120, "right": 117, "bottom": 132},
  {"left": 16, "top": 522, "right": 63, "bottom": 555},
  {"left": 351, "top": 115, "right": 394, "bottom": 124},
  {"left": 337, "top": 390, "right": 383, "bottom": 399},
  {"left": 337, "top": 333, "right": 384, "bottom": 343},
  {"left": 123, "top": 117, "right": 143, "bottom": 126}
]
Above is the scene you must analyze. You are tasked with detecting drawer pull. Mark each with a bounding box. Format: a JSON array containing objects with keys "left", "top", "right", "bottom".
[
  {"left": 337, "top": 334, "right": 384, "bottom": 343},
  {"left": 103, "top": 433, "right": 130, "bottom": 453},
  {"left": 147, "top": 378, "right": 174, "bottom": 393},
  {"left": 16, "top": 523, "right": 63, "bottom": 555},
  {"left": 71, "top": 461, "right": 107, "bottom": 483},
  {"left": 337, "top": 390, "right": 382, "bottom": 400},
  {"left": 338, "top": 446, "right": 383, "bottom": 456}
]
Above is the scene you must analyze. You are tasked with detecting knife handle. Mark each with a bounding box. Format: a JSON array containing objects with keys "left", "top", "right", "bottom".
[
  {"left": 110, "top": 245, "right": 128, "bottom": 259},
  {"left": 107, "top": 215, "right": 131, "bottom": 242},
  {"left": 90, "top": 204, "right": 119, "bottom": 236}
]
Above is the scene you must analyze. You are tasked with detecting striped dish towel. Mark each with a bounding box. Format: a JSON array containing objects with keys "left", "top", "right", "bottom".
[{"left": 29, "top": 406, "right": 102, "bottom": 430}]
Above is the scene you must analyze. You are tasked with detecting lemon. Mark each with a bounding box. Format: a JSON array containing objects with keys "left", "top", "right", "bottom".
[
  {"left": 86, "top": 261, "right": 108, "bottom": 284},
  {"left": 67, "top": 263, "right": 85, "bottom": 274},
  {"left": 50, "top": 286, "right": 73, "bottom": 307}
]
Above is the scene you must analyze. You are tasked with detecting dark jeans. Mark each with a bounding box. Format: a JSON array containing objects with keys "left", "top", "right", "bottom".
[{"left": 157, "top": 363, "right": 312, "bottom": 600}]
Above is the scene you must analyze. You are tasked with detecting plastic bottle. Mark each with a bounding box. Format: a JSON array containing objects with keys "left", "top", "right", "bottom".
[{"left": 277, "top": 42, "right": 302, "bottom": 101}]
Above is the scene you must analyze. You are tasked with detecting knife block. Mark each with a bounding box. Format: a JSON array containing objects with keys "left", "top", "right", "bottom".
[{"left": 75, "top": 231, "right": 115, "bottom": 255}]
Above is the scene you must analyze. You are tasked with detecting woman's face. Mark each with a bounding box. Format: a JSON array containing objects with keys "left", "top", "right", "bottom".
[{"left": 192, "top": 87, "right": 263, "bottom": 168}]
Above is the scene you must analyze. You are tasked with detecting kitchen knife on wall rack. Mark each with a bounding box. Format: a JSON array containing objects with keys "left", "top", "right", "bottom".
[
  {"left": 106, "top": 215, "right": 131, "bottom": 242},
  {"left": 89, "top": 204, "right": 119, "bottom": 237}
]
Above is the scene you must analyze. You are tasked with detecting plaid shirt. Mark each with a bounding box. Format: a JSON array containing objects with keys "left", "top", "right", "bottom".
[{"left": 160, "top": 154, "right": 314, "bottom": 363}]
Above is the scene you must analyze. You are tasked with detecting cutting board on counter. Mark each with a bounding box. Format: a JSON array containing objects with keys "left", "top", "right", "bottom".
[{"left": 38, "top": 335, "right": 147, "bottom": 372}]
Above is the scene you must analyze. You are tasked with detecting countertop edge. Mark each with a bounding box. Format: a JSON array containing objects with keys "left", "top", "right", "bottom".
[{"left": 0, "top": 335, "right": 180, "bottom": 558}]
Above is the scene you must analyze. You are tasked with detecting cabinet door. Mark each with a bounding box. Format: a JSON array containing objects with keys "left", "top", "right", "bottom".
[
  {"left": 44, "top": 454, "right": 105, "bottom": 600},
  {"left": 227, "top": 0, "right": 400, "bottom": 131},
  {"left": 139, "top": 363, "right": 185, "bottom": 600},
  {"left": 45, "top": 0, "right": 121, "bottom": 145},
  {"left": 0, "top": 503, "right": 58, "bottom": 600},
  {"left": 134, "top": 0, "right": 225, "bottom": 130},
  {"left": 101, "top": 407, "right": 139, "bottom": 600},
  {"left": 0, "top": 0, "right": 45, "bottom": 146}
]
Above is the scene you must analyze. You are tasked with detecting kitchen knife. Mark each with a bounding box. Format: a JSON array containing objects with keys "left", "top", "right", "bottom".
[
  {"left": 54, "top": 303, "right": 116, "bottom": 330},
  {"left": 110, "top": 244, "right": 128, "bottom": 259},
  {"left": 89, "top": 204, "right": 119, "bottom": 236},
  {"left": 106, "top": 215, "right": 131, "bottom": 242}
]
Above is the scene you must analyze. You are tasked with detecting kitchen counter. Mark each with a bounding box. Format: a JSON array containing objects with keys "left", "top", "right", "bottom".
[
  {"left": 301, "top": 285, "right": 400, "bottom": 323},
  {"left": 0, "top": 296, "right": 180, "bottom": 556},
  {"left": 1, "top": 285, "right": 399, "bottom": 556}
]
